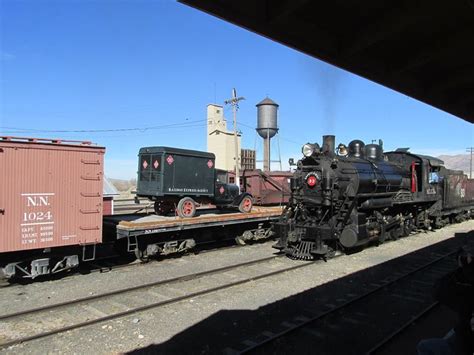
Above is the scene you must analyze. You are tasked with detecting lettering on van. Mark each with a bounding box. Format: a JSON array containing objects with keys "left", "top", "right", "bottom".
[
  {"left": 167, "top": 188, "right": 209, "bottom": 193},
  {"left": 20, "top": 193, "right": 55, "bottom": 245}
]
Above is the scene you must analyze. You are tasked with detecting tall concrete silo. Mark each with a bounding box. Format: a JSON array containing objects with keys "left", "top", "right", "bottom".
[{"left": 256, "top": 97, "right": 279, "bottom": 171}]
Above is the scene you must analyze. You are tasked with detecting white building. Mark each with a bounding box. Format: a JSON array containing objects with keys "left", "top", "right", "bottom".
[{"left": 207, "top": 104, "right": 241, "bottom": 171}]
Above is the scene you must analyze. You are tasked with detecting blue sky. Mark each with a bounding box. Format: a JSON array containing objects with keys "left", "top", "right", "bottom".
[{"left": 1, "top": 0, "right": 472, "bottom": 179}]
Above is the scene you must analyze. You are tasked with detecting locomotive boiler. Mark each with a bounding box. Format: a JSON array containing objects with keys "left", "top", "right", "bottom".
[{"left": 273, "top": 135, "right": 473, "bottom": 260}]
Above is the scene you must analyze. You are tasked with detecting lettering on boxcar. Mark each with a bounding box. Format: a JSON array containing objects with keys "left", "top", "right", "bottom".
[
  {"left": 26, "top": 195, "right": 50, "bottom": 207},
  {"left": 20, "top": 193, "right": 55, "bottom": 245}
]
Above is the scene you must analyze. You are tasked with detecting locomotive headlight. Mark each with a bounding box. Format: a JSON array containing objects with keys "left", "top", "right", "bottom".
[{"left": 302, "top": 143, "right": 316, "bottom": 157}]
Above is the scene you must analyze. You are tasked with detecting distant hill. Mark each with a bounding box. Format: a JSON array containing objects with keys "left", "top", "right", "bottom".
[
  {"left": 109, "top": 178, "right": 137, "bottom": 199},
  {"left": 438, "top": 154, "right": 471, "bottom": 175}
]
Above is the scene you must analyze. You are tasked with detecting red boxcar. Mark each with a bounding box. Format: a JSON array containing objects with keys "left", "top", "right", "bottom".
[
  {"left": 444, "top": 171, "right": 474, "bottom": 210},
  {"left": 229, "top": 170, "right": 292, "bottom": 205},
  {"left": 0, "top": 137, "right": 105, "bottom": 253}
]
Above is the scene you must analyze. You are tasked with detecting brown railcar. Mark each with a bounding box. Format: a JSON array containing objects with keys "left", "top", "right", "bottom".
[{"left": 0, "top": 137, "right": 105, "bottom": 253}]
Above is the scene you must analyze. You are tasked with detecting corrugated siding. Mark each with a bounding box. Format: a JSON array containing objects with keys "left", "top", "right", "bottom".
[{"left": 0, "top": 142, "right": 105, "bottom": 253}]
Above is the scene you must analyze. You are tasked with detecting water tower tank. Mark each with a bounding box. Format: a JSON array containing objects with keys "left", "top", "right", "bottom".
[{"left": 256, "top": 97, "right": 279, "bottom": 138}]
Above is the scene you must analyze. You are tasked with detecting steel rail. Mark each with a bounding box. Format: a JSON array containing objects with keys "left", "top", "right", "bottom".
[
  {"left": 365, "top": 301, "right": 440, "bottom": 354},
  {"left": 239, "top": 250, "right": 457, "bottom": 354},
  {"left": 0, "top": 255, "right": 280, "bottom": 321},
  {"left": 0, "top": 256, "right": 317, "bottom": 349}
]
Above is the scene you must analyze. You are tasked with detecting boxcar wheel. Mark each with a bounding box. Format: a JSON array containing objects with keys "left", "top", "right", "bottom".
[
  {"left": 177, "top": 197, "right": 196, "bottom": 218},
  {"left": 134, "top": 248, "right": 149, "bottom": 263},
  {"left": 238, "top": 196, "right": 253, "bottom": 213}
]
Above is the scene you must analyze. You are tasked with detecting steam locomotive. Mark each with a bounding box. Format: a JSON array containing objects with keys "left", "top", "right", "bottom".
[{"left": 273, "top": 135, "right": 474, "bottom": 260}]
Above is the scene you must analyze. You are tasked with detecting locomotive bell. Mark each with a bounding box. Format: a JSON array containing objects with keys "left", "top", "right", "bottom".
[{"left": 337, "top": 143, "right": 348, "bottom": 156}]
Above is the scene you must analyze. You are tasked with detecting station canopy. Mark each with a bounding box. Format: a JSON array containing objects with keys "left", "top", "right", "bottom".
[{"left": 180, "top": 0, "right": 474, "bottom": 123}]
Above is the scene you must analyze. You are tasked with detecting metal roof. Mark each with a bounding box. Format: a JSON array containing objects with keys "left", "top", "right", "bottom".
[
  {"left": 256, "top": 97, "right": 279, "bottom": 107},
  {"left": 179, "top": 0, "right": 474, "bottom": 123},
  {"left": 139, "top": 146, "right": 216, "bottom": 159},
  {"left": 103, "top": 176, "right": 120, "bottom": 197}
]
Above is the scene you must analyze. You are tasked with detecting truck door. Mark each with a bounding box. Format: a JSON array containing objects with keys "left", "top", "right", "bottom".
[{"left": 214, "top": 170, "right": 231, "bottom": 204}]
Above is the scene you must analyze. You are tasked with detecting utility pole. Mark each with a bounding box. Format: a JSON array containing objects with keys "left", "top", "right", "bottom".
[
  {"left": 225, "top": 88, "right": 245, "bottom": 189},
  {"left": 467, "top": 147, "right": 473, "bottom": 179}
]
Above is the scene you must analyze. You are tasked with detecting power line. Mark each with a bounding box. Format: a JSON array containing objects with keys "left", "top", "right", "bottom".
[
  {"left": 238, "top": 121, "right": 300, "bottom": 145},
  {"left": 0, "top": 119, "right": 206, "bottom": 134}
]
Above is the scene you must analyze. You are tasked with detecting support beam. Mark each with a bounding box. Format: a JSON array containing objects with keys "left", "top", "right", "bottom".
[{"left": 390, "top": 30, "right": 474, "bottom": 74}]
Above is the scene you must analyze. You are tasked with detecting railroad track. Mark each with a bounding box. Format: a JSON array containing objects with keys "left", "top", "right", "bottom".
[
  {"left": 82, "top": 238, "right": 275, "bottom": 277},
  {"left": 0, "top": 231, "right": 274, "bottom": 289},
  {"left": 227, "top": 249, "right": 459, "bottom": 354},
  {"left": 0, "top": 254, "right": 320, "bottom": 349}
]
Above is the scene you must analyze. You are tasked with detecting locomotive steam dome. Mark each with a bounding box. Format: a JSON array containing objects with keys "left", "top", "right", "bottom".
[
  {"left": 256, "top": 97, "right": 279, "bottom": 138},
  {"left": 365, "top": 144, "right": 383, "bottom": 160},
  {"left": 348, "top": 140, "right": 365, "bottom": 158}
]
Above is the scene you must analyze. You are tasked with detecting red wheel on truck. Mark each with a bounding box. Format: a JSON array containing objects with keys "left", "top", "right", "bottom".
[
  {"left": 239, "top": 196, "right": 253, "bottom": 213},
  {"left": 177, "top": 197, "right": 196, "bottom": 218}
]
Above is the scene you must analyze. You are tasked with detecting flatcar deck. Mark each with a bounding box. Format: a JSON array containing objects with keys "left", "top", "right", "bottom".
[{"left": 104, "top": 207, "right": 284, "bottom": 238}]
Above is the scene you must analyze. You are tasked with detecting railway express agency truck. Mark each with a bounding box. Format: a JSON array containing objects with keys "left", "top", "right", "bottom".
[{"left": 136, "top": 146, "right": 253, "bottom": 217}]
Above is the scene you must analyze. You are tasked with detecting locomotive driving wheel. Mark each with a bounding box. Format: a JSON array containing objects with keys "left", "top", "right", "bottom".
[
  {"left": 177, "top": 197, "right": 196, "bottom": 218},
  {"left": 238, "top": 196, "right": 253, "bottom": 213}
]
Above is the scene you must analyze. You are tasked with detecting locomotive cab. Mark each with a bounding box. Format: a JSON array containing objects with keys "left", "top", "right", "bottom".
[{"left": 214, "top": 169, "right": 242, "bottom": 206}]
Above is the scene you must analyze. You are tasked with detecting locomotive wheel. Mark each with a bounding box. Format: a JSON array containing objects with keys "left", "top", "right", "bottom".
[
  {"left": 177, "top": 197, "right": 196, "bottom": 218},
  {"left": 238, "top": 196, "right": 253, "bottom": 213}
]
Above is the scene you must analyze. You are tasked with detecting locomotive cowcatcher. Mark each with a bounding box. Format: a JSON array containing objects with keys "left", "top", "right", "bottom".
[
  {"left": 136, "top": 146, "right": 253, "bottom": 217},
  {"left": 273, "top": 135, "right": 474, "bottom": 260}
]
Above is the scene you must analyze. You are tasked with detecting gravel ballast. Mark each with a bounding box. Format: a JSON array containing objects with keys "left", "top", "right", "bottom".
[{"left": 1, "top": 220, "right": 472, "bottom": 354}]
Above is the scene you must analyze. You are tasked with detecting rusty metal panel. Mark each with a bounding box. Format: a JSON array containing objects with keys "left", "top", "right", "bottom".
[
  {"left": 444, "top": 173, "right": 474, "bottom": 209},
  {"left": 0, "top": 138, "right": 105, "bottom": 253},
  {"left": 240, "top": 170, "right": 292, "bottom": 205}
]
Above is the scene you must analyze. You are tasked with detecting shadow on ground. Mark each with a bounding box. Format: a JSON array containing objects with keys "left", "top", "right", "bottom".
[{"left": 128, "top": 230, "right": 473, "bottom": 355}]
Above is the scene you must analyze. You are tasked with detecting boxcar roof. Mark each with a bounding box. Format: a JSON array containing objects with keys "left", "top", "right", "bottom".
[{"left": 139, "top": 146, "right": 215, "bottom": 159}]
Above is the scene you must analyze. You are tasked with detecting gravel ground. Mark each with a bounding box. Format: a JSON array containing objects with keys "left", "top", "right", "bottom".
[{"left": 1, "top": 220, "right": 473, "bottom": 354}]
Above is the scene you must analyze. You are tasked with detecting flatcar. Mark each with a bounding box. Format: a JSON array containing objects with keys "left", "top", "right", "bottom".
[
  {"left": 273, "top": 135, "right": 474, "bottom": 260},
  {"left": 0, "top": 138, "right": 268, "bottom": 282}
]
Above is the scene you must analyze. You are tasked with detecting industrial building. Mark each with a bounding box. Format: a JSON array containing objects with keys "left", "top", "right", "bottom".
[{"left": 206, "top": 103, "right": 242, "bottom": 171}]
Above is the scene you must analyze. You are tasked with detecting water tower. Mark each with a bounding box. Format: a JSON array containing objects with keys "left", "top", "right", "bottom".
[{"left": 256, "top": 97, "right": 279, "bottom": 171}]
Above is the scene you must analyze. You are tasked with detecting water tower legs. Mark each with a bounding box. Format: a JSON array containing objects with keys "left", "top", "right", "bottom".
[{"left": 263, "top": 135, "right": 270, "bottom": 172}]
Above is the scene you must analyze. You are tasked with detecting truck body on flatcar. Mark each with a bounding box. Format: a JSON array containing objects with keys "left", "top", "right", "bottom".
[{"left": 136, "top": 146, "right": 253, "bottom": 217}]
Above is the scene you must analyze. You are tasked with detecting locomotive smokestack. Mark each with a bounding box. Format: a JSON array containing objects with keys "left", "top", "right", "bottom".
[{"left": 322, "top": 135, "right": 335, "bottom": 156}]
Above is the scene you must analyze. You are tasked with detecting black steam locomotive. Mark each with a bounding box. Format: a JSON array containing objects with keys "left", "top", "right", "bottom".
[{"left": 273, "top": 135, "right": 474, "bottom": 260}]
